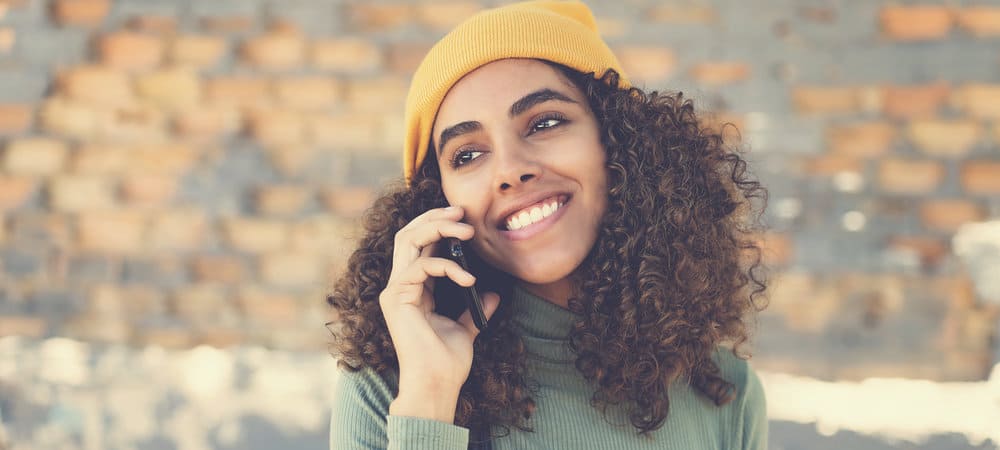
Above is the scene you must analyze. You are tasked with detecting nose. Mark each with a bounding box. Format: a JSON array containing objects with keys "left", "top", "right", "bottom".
[{"left": 493, "top": 141, "right": 540, "bottom": 192}]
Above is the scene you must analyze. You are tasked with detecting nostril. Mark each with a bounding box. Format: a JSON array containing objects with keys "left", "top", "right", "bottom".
[{"left": 520, "top": 174, "right": 534, "bottom": 182}]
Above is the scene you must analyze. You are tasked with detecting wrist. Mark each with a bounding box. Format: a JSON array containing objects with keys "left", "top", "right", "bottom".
[{"left": 389, "top": 390, "right": 460, "bottom": 424}]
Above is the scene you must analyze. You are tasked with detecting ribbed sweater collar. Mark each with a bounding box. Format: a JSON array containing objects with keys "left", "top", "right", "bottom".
[{"left": 509, "top": 284, "right": 579, "bottom": 363}]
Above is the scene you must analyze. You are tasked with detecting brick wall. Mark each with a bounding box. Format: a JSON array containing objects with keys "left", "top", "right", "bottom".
[{"left": 0, "top": 0, "right": 997, "bottom": 381}]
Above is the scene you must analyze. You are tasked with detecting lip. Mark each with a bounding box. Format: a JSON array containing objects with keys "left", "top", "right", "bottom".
[
  {"left": 497, "top": 195, "right": 571, "bottom": 241},
  {"left": 495, "top": 191, "right": 572, "bottom": 227}
]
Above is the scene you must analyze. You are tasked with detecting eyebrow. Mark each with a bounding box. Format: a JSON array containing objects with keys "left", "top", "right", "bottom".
[{"left": 436, "top": 88, "right": 579, "bottom": 156}]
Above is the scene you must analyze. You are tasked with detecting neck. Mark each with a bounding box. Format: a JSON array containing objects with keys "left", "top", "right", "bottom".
[{"left": 518, "top": 276, "right": 574, "bottom": 310}]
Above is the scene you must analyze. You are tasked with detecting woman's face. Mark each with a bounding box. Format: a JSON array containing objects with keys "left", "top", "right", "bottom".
[{"left": 431, "top": 58, "right": 607, "bottom": 300}]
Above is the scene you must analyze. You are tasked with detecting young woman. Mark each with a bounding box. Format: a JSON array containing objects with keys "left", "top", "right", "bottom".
[{"left": 327, "top": 1, "right": 769, "bottom": 449}]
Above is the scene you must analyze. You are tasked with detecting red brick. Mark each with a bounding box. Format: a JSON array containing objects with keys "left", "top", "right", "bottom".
[
  {"left": 321, "top": 186, "right": 375, "bottom": 218},
  {"left": 272, "top": 77, "right": 341, "bottom": 111},
  {"left": 58, "top": 65, "right": 134, "bottom": 107},
  {"left": 51, "top": 0, "right": 110, "bottom": 26},
  {"left": 646, "top": 5, "right": 717, "bottom": 24},
  {"left": 135, "top": 67, "right": 201, "bottom": 112},
  {"left": 801, "top": 154, "right": 863, "bottom": 176},
  {"left": 103, "top": 102, "right": 168, "bottom": 143},
  {"left": 955, "top": 7, "right": 1000, "bottom": 37},
  {"left": 615, "top": 46, "right": 675, "bottom": 83},
  {"left": 3, "top": 137, "right": 69, "bottom": 175},
  {"left": 792, "top": 86, "right": 876, "bottom": 114},
  {"left": 387, "top": 42, "right": 433, "bottom": 75},
  {"left": 98, "top": 31, "right": 165, "bottom": 71},
  {"left": 882, "top": 82, "right": 949, "bottom": 119},
  {"left": 827, "top": 122, "right": 896, "bottom": 158},
  {"left": 348, "top": 3, "right": 414, "bottom": 32},
  {"left": 961, "top": 161, "right": 1000, "bottom": 194},
  {"left": 415, "top": 1, "right": 481, "bottom": 30},
  {"left": 48, "top": 175, "right": 116, "bottom": 212},
  {"left": 39, "top": 97, "right": 101, "bottom": 140},
  {"left": 887, "top": 236, "right": 948, "bottom": 269},
  {"left": 64, "top": 312, "right": 132, "bottom": 342},
  {"left": 173, "top": 104, "right": 241, "bottom": 138},
  {"left": 169, "top": 34, "right": 227, "bottom": 68},
  {"left": 0, "top": 104, "right": 32, "bottom": 134},
  {"left": 953, "top": 84, "right": 1000, "bottom": 119},
  {"left": 237, "top": 286, "right": 301, "bottom": 326},
  {"left": 246, "top": 108, "right": 306, "bottom": 146},
  {"left": 147, "top": 209, "right": 208, "bottom": 251},
  {"left": 171, "top": 283, "right": 233, "bottom": 326},
  {"left": 224, "top": 218, "right": 288, "bottom": 253},
  {"left": 255, "top": 184, "right": 312, "bottom": 216},
  {"left": 907, "top": 120, "right": 981, "bottom": 157},
  {"left": 307, "top": 113, "right": 381, "bottom": 149},
  {"left": 136, "top": 326, "right": 193, "bottom": 349},
  {"left": 880, "top": 6, "right": 953, "bottom": 41},
  {"left": 0, "top": 176, "right": 35, "bottom": 210},
  {"left": 310, "top": 38, "right": 382, "bottom": 73},
  {"left": 129, "top": 143, "right": 199, "bottom": 175},
  {"left": 0, "top": 27, "right": 14, "bottom": 54},
  {"left": 191, "top": 255, "right": 248, "bottom": 284},
  {"left": 0, "top": 315, "right": 47, "bottom": 337},
  {"left": 200, "top": 16, "right": 255, "bottom": 34},
  {"left": 258, "top": 252, "right": 322, "bottom": 286},
  {"left": 920, "top": 200, "right": 984, "bottom": 232},
  {"left": 197, "top": 327, "right": 246, "bottom": 348},
  {"left": 878, "top": 158, "right": 945, "bottom": 194},
  {"left": 345, "top": 76, "right": 408, "bottom": 113},
  {"left": 77, "top": 210, "right": 148, "bottom": 253},
  {"left": 126, "top": 15, "right": 177, "bottom": 34},
  {"left": 240, "top": 24, "right": 305, "bottom": 70},
  {"left": 689, "top": 62, "right": 750, "bottom": 85},
  {"left": 288, "top": 215, "right": 357, "bottom": 255},
  {"left": 766, "top": 272, "right": 841, "bottom": 333},
  {"left": 121, "top": 173, "right": 177, "bottom": 207},
  {"left": 205, "top": 76, "right": 272, "bottom": 108},
  {"left": 72, "top": 143, "right": 127, "bottom": 175}
]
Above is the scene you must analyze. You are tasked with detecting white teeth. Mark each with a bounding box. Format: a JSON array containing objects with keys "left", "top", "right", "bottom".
[
  {"left": 510, "top": 215, "right": 522, "bottom": 229},
  {"left": 505, "top": 198, "right": 564, "bottom": 230},
  {"left": 517, "top": 211, "right": 531, "bottom": 226},
  {"left": 529, "top": 207, "right": 543, "bottom": 222}
]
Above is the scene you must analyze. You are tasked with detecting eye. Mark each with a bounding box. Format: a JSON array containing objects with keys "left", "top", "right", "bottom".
[
  {"left": 450, "top": 148, "right": 483, "bottom": 168},
  {"left": 528, "top": 113, "right": 567, "bottom": 135}
]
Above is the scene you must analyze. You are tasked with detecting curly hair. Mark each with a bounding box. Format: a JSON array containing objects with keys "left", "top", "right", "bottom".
[{"left": 326, "top": 62, "right": 769, "bottom": 439}]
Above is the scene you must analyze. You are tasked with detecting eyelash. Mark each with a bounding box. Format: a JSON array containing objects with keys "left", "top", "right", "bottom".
[{"left": 448, "top": 113, "right": 569, "bottom": 168}]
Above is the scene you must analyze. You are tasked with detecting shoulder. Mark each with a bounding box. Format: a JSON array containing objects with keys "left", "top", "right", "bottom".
[
  {"left": 331, "top": 364, "right": 400, "bottom": 415},
  {"left": 710, "top": 346, "right": 766, "bottom": 411}
]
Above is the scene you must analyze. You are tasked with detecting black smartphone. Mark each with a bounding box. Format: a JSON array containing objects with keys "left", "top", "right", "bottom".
[{"left": 441, "top": 237, "right": 488, "bottom": 331}]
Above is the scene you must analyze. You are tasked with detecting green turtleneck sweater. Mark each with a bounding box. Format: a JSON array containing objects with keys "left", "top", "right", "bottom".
[{"left": 329, "top": 285, "right": 768, "bottom": 449}]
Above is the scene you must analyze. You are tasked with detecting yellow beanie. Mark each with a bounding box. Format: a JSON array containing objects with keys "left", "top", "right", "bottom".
[{"left": 402, "top": 0, "right": 628, "bottom": 185}]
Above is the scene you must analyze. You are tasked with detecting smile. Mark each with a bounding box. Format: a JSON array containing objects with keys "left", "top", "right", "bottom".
[{"left": 498, "top": 195, "right": 571, "bottom": 241}]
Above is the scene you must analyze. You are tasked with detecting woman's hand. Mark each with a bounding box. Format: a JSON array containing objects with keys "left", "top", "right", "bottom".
[{"left": 378, "top": 206, "right": 502, "bottom": 422}]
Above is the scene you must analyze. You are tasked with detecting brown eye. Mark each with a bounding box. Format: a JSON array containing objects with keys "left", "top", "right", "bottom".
[
  {"left": 451, "top": 149, "right": 483, "bottom": 168},
  {"left": 529, "top": 113, "right": 567, "bottom": 135}
]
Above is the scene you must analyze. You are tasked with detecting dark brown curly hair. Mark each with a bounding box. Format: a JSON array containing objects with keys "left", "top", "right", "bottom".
[{"left": 326, "top": 61, "right": 769, "bottom": 440}]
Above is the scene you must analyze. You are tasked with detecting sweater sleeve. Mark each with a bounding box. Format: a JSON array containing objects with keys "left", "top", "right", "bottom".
[
  {"left": 740, "top": 366, "right": 768, "bottom": 450},
  {"left": 329, "top": 365, "right": 470, "bottom": 450}
]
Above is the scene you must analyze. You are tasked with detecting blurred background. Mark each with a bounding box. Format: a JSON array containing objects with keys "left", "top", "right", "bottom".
[{"left": 0, "top": 0, "right": 998, "bottom": 449}]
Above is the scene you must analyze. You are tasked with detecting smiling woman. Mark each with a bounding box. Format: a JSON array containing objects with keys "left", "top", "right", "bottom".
[{"left": 326, "top": 1, "right": 769, "bottom": 450}]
